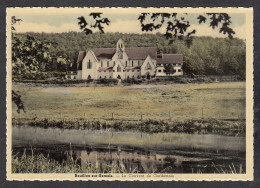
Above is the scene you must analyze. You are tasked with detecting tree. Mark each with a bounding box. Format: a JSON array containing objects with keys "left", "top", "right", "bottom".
[
  {"left": 137, "top": 13, "right": 235, "bottom": 45},
  {"left": 164, "top": 64, "right": 174, "bottom": 75},
  {"left": 11, "top": 17, "right": 54, "bottom": 113}
]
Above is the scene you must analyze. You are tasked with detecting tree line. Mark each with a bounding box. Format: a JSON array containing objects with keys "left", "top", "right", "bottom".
[{"left": 13, "top": 32, "right": 246, "bottom": 78}]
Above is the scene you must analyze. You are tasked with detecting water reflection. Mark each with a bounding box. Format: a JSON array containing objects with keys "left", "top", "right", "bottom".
[{"left": 73, "top": 147, "right": 223, "bottom": 173}]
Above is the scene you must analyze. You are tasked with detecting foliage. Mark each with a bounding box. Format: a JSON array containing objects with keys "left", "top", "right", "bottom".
[
  {"left": 163, "top": 64, "right": 174, "bottom": 75},
  {"left": 12, "top": 149, "right": 127, "bottom": 173},
  {"left": 138, "top": 13, "right": 235, "bottom": 45},
  {"left": 12, "top": 91, "right": 25, "bottom": 113},
  {"left": 14, "top": 32, "right": 245, "bottom": 77},
  {"left": 78, "top": 13, "right": 110, "bottom": 35},
  {"left": 13, "top": 118, "right": 245, "bottom": 136},
  {"left": 96, "top": 78, "right": 118, "bottom": 85}
]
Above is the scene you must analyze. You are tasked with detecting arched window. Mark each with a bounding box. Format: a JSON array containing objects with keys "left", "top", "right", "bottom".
[
  {"left": 117, "top": 65, "right": 121, "bottom": 72},
  {"left": 146, "top": 62, "right": 152, "bottom": 70},
  {"left": 87, "top": 60, "right": 92, "bottom": 69}
]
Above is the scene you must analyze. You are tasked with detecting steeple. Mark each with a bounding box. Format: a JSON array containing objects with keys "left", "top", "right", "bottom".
[{"left": 116, "top": 38, "right": 125, "bottom": 52}]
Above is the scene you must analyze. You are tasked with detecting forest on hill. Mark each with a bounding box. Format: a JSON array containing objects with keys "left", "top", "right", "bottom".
[{"left": 13, "top": 32, "right": 246, "bottom": 77}]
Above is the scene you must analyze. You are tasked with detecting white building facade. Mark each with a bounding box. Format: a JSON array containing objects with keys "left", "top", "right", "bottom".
[{"left": 66, "top": 39, "right": 183, "bottom": 80}]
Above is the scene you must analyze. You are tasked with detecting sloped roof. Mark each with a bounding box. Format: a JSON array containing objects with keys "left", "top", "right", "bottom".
[
  {"left": 125, "top": 66, "right": 141, "bottom": 70},
  {"left": 125, "top": 47, "right": 157, "bottom": 60},
  {"left": 77, "top": 47, "right": 158, "bottom": 61},
  {"left": 77, "top": 51, "right": 87, "bottom": 70},
  {"left": 157, "top": 54, "right": 183, "bottom": 64},
  {"left": 77, "top": 51, "right": 86, "bottom": 63},
  {"left": 92, "top": 48, "right": 116, "bottom": 60},
  {"left": 98, "top": 67, "right": 113, "bottom": 71}
]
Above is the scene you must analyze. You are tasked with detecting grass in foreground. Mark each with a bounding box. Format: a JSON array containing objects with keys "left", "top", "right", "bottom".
[
  {"left": 12, "top": 149, "right": 127, "bottom": 173},
  {"left": 12, "top": 82, "right": 246, "bottom": 122},
  {"left": 12, "top": 150, "right": 245, "bottom": 174}
]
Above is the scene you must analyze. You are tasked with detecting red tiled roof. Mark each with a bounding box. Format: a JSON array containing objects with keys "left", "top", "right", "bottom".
[
  {"left": 125, "top": 47, "right": 157, "bottom": 60},
  {"left": 125, "top": 66, "right": 141, "bottom": 70},
  {"left": 98, "top": 67, "right": 113, "bottom": 71},
  {"left": 77, "top": 47, "right": 158, "bottom": 63},
  {"left": 157, "top": 54, "right": 183, "bottom": 64},
  {"left": 92, "top": 48, "right": 116, "bottom": 60}
]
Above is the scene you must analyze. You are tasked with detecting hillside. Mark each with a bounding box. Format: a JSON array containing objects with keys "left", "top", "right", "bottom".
[{"left": 13, "top": 32, "right": 246, "bottom": 76}]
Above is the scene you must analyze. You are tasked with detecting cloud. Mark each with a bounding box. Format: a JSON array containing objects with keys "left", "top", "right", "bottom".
[
  {"left": 14, "top": 20, "right": 246, "bottom": 39},
  {"left": 14, "top": 22, "right": 81, "bottom": 33}
]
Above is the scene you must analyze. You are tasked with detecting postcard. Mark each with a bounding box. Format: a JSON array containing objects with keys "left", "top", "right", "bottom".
[{"left": 6, "top": 7, "right": 253, "bottom": 181}]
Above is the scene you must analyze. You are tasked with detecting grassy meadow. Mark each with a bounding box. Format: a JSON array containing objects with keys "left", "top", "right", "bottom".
[{"left": 12, "top": 82, "right": 246, "bottom": 122}]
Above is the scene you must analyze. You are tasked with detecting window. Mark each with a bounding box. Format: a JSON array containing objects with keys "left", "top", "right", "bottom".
[
  {"left": 123, "top": 70, "right": 125, "bottom": 72},
  {"left": 137, "top": 70, "right": 140, "bottom": 72},
  {"left": 101, "top": 61, "right": 103, "bottom": 67},
  {"left": 107, "top": 61, "right": 109, "bottom": 67},
  {"left": 126, "top": 61, "right": 128, "bottom": 66},
  {"left": 178, "top": 69, "right": 182, "bottom": 72},
  {"left": 113, "top": 70, "right": 115, "bottom": 72},
  {"left": 158, "top": 70, "right": 162, "bottom": 72},
  {"left": 132, "top": 61, "right": 134, "bottom": 67},
  {"left": 132, "top": 70, "right": 134, "bottom": 72},
  {"left": 74, "top": 76, "right": 76, "bottom": 79},
  {"left": 158, "top": 64, "right": 161, "bottom": 66},
  {"left": 146, "top": 62, "right": 152, "bottom": 70},
  {"left": 138, "top": 61, "right": 140, "bottom": 66},
  {"left": 68, "top": 76, "right": 71, "bottom": 79},
  {"left": 99, "top": 76, "right": 102, "bottom": 79},
  {"left": 127, "top": 70, "right": 129, "bottom": 72},
  {"left": 87, "top": 60, "right": 92, "bottom": 69},
  {"left": 117, "top": 65, "right": 121, "bottom": 72},
  {"left": 104, "top": 71, "right": 106, "bottom": 72},
  {"left": 113, "top": 61, "right": 115, "bottom": 66}
]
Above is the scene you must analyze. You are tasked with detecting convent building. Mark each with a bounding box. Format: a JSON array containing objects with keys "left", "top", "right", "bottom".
[{"left": 66, "top": 38, "right": 183, "bottom": 80}]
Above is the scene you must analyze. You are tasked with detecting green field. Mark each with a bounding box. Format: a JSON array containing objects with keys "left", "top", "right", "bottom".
[{"left": 12, "top": 82, "right": 246, "bottom": 122}]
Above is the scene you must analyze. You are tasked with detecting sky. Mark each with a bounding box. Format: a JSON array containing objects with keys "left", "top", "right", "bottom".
[{"left": 12, "top": 11, "right": 246, "bottom": 39}]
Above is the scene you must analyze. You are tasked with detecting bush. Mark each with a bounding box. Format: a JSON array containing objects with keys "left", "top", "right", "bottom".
[
  {"left": 122, "top": 78, "right": 143, "bottom": 85},
  {"left": 96, "top": 78, "right": 118, "bottom": 85}
]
